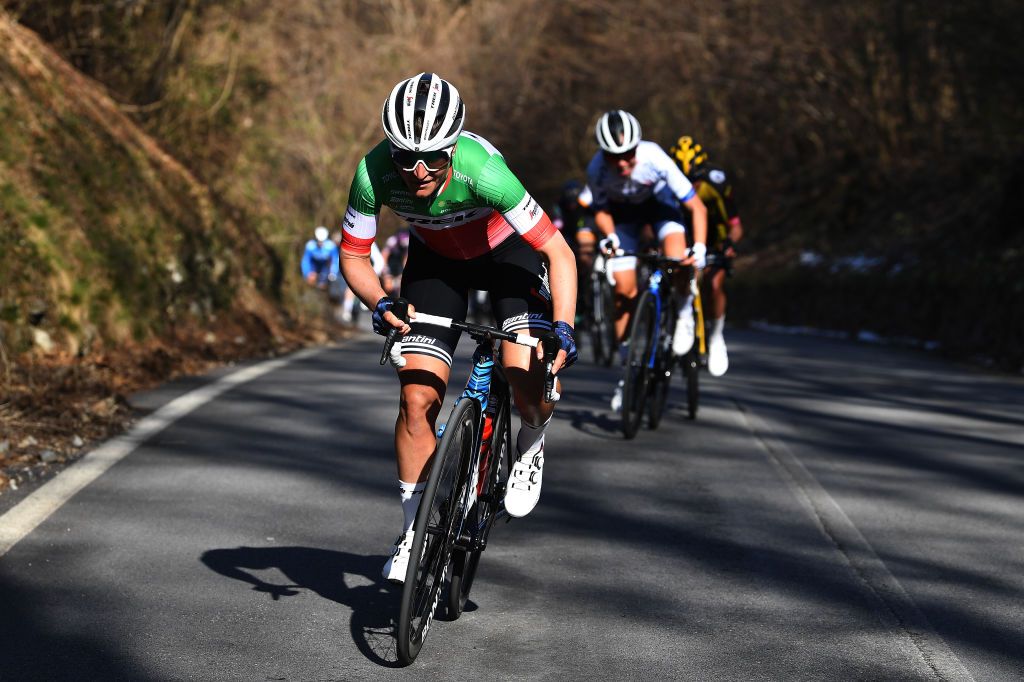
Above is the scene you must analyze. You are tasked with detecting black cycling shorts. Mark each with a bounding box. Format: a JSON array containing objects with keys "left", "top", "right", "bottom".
[{"left": 399, "top": 233, "right": 552, "bottom": 366}]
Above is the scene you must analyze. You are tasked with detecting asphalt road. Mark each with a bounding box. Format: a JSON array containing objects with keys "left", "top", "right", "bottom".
[{"left": 1, "top": 327, "right": 1022, "bottom": 680}]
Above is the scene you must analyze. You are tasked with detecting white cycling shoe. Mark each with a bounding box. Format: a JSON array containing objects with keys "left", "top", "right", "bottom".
[
  {"left": 708, "top": 335, "right": 729, "bottom": 376},
  {"left": 504, "top": 438, "right": 544, "bottom": 518},
  {"left": 610, "top": 379, "right": 624, "bottom": 413},
  {"left": 382, "top": 531, "right": 414, "bottom": 584},
  {"left": 672, "top": 310, "right": 695, "bottom": 355}
]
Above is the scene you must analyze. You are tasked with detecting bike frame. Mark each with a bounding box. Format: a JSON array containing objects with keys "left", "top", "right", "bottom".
[
  {"left": 439, "top": 338, "right": 509, "bottom": 528},
  {"left": 644, "top": 268, "right": 668, "bottom": 370}
]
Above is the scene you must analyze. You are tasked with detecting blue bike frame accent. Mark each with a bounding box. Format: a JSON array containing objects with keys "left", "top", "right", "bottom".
[
  {"left": 461, "top": 346, "right": 495, "bottom": 413},
  {"left": 646, "top": 269, "right": 664, "bottom": 369}
]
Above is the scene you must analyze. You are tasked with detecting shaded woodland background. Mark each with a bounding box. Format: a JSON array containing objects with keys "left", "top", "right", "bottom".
[{"left": 2, "top": 0, "right": 1023, "bottom": 368}]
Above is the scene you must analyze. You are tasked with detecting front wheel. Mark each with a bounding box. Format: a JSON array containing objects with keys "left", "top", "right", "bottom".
[
  {"left": 683, "top": 350, "right": 699, "bottom": 420},
  {"left": 397, "top": 399, "right": 477, "bottom": 665},
  {"left": 447, "top": 392, "right": 512, "bottom": 619},
  {"left": 647, "top": 299, "right": 677, "bottom": 430},
  {"left": 622, "top": 290, "right": 656, "bottom": 439}
]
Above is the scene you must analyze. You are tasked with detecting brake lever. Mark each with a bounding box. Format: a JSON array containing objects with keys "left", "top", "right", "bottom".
[{"left": 380, "top": 298, "right": 410, "bottom": 366}]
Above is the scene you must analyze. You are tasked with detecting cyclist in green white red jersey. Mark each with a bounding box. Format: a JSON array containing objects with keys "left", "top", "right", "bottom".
[{"left": 339, "top": 73, "right": 578, "bottom": 583}]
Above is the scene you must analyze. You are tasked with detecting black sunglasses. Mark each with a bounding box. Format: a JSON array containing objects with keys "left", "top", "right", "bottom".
[
  {"left": 390, "top": 146, "right": 454, "bottom": 173},
  {"left": 602, "top": 148, "right": 637, "bottom": 163}
]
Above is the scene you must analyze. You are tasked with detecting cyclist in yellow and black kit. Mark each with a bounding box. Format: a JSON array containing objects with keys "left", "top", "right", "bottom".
[{"left": 670, "top": 136, "right": 744, "bottom": 377}]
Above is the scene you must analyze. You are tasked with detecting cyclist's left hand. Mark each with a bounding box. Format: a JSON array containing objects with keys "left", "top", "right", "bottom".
[
  {"left": 688, "top": 242, "right": 707, "bottom": 270},
  {"left": 539, "top": 321, "right": 577, "bottom": 374}
]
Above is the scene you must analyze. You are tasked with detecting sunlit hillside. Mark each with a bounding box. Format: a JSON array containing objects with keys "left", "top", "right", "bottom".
[{"left": 3, "top": 0, "right": 1023, "bottom": 366}]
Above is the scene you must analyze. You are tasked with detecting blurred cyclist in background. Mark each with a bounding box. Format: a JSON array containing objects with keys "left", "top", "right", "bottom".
[
  {"left": 551, "top": 180, "right": 598, "bottom": 276},
  {"left": 586, "top": 110, "right": 707, "bottom": 411},
  {"left": 302, "top": 226, "right": 340, "bottom": 289},
  {"left": 381, "top": 227, "right": 411, "bottom": 298},
  {"left": 670, "top": 136, "right": 744, "bottom": 376}
]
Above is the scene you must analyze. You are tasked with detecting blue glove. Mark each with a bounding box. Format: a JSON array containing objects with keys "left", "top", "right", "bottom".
[
  {"left": 553, "top": 321, "right": 578, "bottom": 370},
  {"left": 372, "top": 297, "right": 395, "bottom": 336}
]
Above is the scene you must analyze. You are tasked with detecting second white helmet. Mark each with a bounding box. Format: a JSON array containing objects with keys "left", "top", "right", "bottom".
[
  {"left": 595, "top": 110, "right": 641, "bottom": 154},
  {"left": 381, "top": 73, "right": 466, "bottom": 152}
]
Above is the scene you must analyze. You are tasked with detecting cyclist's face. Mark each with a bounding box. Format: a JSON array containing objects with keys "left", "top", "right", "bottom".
[
  {"left": 393, "top": 145, "right": 454, "bottom": 197},
  {"left": 603, "top": 148, "right": 637, "bottom": 177}
]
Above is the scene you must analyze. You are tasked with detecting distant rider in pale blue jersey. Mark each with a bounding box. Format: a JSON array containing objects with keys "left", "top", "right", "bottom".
[{"left": 302, "top": 226, "right": 340, "bottom": 288}]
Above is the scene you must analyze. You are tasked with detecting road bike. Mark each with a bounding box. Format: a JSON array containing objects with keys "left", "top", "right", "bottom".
[
  {"left": 620, "top": 253, "right": 686, "bottom": 438},
  {"left": 580, "top": 251, "right": 617, "bottom": 366},
  {"left": 379, "top": 302, "right": 560, "bottom": 664}
]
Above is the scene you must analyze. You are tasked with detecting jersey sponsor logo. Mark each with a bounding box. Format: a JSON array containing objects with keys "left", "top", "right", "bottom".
[
  {"left": 381, "top": 171, "right": 398, "bottom": 183},
  {"left": 709, "top": 169, "right": 727, "bottom": 184},
  {"left": 503, "top": 312, "right": 548, "bottom": 328},
  {"left": 395, "top": 207, "right": 490, "bottom": 228},
  {"left": 402, "top": 334, "right": 439, "bottom": 345},
  {"left": 452, "top": 169, "right": 475, "bottom": 186},
  {"left": 526, "top": 198, "right": 540, "bottom": 219}
]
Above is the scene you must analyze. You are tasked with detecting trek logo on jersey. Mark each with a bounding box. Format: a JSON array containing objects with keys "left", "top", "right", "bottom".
[{"left": 526, "top": 198, "right": 540, "bottom": 220}]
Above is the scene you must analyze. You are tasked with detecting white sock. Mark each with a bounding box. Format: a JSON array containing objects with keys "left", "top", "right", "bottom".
[
  {"left": 710, "top": 316, "right": 725, "bottom": 340},
  {"left": 677, "top": 294, "right": 694, "bottom": 318},
  {"left": 398, "top": 479, "right": 426, "bottom": 533},
  {"left": 516, "top": 415, "right": 551, "bottom": 457}
]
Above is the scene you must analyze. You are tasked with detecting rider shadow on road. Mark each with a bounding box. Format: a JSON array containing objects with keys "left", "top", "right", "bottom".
[{"left": 200, "top": 546, "right": 405, "bottom": 668}]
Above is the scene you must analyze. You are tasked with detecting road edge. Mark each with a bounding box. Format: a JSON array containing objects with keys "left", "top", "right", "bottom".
[{"left": 0, "top": 347, "right": 323, "bottom": 558}]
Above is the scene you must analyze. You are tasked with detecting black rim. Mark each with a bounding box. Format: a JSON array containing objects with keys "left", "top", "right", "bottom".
[
  {"left": 622, "top": 292, "right": 655, "bottom": 439},
  {"left": 397, "top": 401, "right": 476, "bottom": 665},
  {"left": 448, "top": 390, "right": 510, "bottom": 617},
  {"left": 648, "top": 301, "right": 676, "bottom": 429},
  {"left": 600, "top": 280, "right": 617, "bottom": 366}
]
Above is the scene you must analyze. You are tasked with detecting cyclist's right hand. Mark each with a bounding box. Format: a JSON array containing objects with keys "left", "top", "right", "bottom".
[
  {"left": 372, "top": 296, "right": 413, "bottom": 336},
  {"left": 598, "top": 233, "right": 621, "bottom": 256}
]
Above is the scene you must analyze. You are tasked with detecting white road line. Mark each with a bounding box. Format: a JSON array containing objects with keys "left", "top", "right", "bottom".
[
  {"left": 733, "top": 398, "right": 975, "bottom": 682},
  {"left": 0, "top": 347, "right": 322, "bottom": 558}
]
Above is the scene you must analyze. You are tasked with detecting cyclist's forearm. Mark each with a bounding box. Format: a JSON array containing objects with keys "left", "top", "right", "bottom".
[
  {"left": 728, "top": 217, "right": 744, "bottom": 244},
  {"left": 341, "top": 252, "right": 387, "bottom": 306},
  {"left": 539, "top": 233, "right": 577, "bottom": 325},
  {"left": 684, "top": 195, "right": 708, "bottom": 246}
]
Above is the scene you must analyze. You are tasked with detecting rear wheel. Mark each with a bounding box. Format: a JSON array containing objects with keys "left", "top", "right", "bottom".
[
  {"left": 397, "top": 399, "right": 477, "bottom": 665},
  {"left": 622, "top": 291, "right": 656, "bottom": 439},
  {"left": 589, "top": 273, "right": 616, "bottom": 366},
  {"left": 447, "top": 392, "right": 512, "bottom": 618}
]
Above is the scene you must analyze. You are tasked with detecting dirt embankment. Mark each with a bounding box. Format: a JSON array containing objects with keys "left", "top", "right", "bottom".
[{"left": 0, "top": 13, "right": 338, "bottom": 492}]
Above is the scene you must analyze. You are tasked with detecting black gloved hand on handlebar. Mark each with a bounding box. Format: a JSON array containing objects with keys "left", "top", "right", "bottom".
[
  {"left": 372, "top": 296, "right": 397, "bottom": 336},
  {"left": 552, "top": 321, "right": 578, "bottom": 370}
]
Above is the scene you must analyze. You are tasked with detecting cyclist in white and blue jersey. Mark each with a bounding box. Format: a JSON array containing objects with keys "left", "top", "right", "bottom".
[{"left": 585, "top": 110, "right": 707, "bottom": 411}]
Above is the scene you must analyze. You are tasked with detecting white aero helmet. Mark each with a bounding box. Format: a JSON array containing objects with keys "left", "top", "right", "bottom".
[
  {"left": 314, "top": 226, "right": 329, "bottom": 242},
  {"left": 381, "top": 73, "right": 466, "bottom": 152},
  {"left": 595, "top": 110, "right": 642, "bottom": 154}
]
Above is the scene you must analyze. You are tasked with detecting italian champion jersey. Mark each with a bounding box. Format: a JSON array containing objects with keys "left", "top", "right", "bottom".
[{"left": 342, "top": 131, "right": 555, "bottom": 260}]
